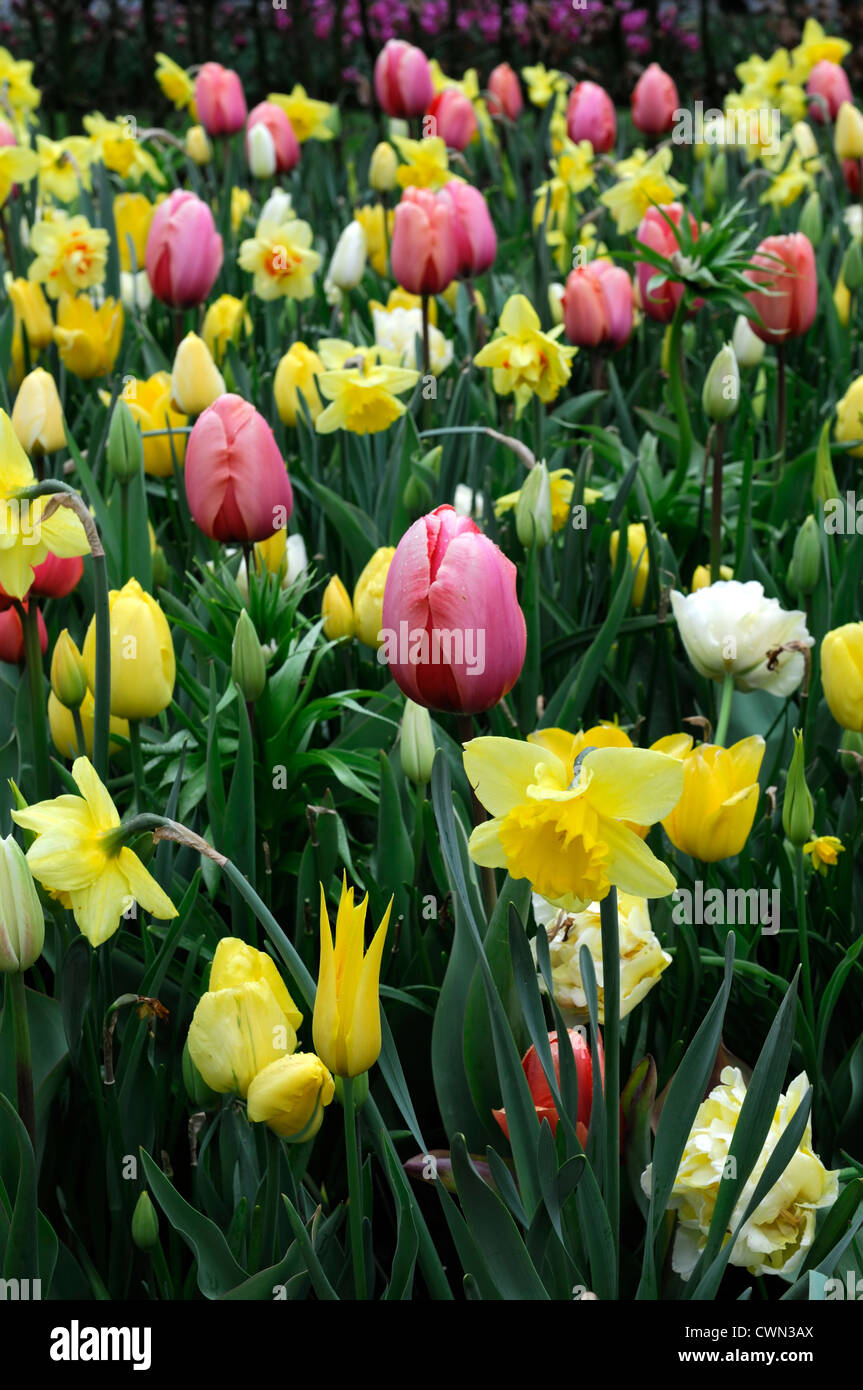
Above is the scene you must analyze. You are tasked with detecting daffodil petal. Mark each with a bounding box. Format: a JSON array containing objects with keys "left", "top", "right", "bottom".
[
  {"left": 71, "top": 756, "right": 121, "bottom": 830},
  {"left": 467, "top": 817, "right": 508, "bottom": 867},
  {"left": 463, "top": 737, "right": 568, "bottom": 817},
  {"left": 118, "top": 847, "right": 178, "bottom": 920},
  {"left": 583, "top": 747, "right": 684, "bottom": 824},
  {"left": 598, "top": 817, "right": 678, "bottom": 898}
]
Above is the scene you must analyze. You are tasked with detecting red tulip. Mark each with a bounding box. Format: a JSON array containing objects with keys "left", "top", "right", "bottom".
[
  {"left": 380, "top": 504, "right": 526, "bottom": 714},
  {"left": 487, "top": 63, "right": 523, "bottom": 122},
  {"left": 493, "top": 1029, "right": 602, "bottom": 1145},
  {"left": 30, "top": 552, "right": 84, "bottom": 599},
  {"left": 374, "top": 39, "right": 434, "bottom": 119},
  {"left": 566, "top": 81, "right": 616, "bottom": 153},
  {"left": 145, "top": 190, "right": 223, "bottom": 309},
  {"left": 635, "top": 203, "right": 702, "bottom": 323},
  {"left": 807, "top": 60, "right": 852, "bottom": 123},
  {"left": 185, "top": 394, "right": 293, "bottom": 544},
  {"left": 194, "top": 62, "right": 247, "bottom": 137},
  {"left": 843, "top": 158, "right": 862, "bottom": 197},
  {"left": 426, "top": 88, "right": 477, "bottom": 151},
  {"left": 391, "top": 187, "right": 459, "bottom": 296},
  {"left": 563, "top": 260, "right": 633, "bottom": 349},
  {"left": 438, "top": 182, "right": 496, "bottom": 279},
  {"left": 631, "top": 62, "right": 679, "bottom": 136},
  {"left": 745, "top": 233, "right": 817, "bottom": 345},
  {"left": 246, "top": 101, "right": 300, "bottom": 174},
  {"left": 0, "top": 602, "right": 47, "bottom": 665}
]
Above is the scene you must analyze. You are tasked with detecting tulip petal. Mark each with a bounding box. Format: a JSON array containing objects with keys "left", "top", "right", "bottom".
[
  {"left": 345, "top": 897, "right": 391, "bottom": 1075},
  {"left": 582, "top": 747, "right": 684, "bottom": 824}
]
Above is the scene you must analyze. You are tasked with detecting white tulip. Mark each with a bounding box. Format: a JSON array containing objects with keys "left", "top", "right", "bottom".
[
  {"left": 120, "top": 270, "right": 152, "bottom": 313},
  {"left": 259, "top": 188, "right": 293, "bottom": 227},
  {"left": 670, "top": 580, "right": 813, "bottom": 697},
  {"left": 324, "top": 220, "right": 367, "bottom": 297},
  {"left": 731, "top": 314, "right": 764, "bottom": 369},
  {"left": 285, "top": 533, "right": 308, "bottom": 585},
  {"left": 247, "top": 123, "right": 277, "bottom": 179}
]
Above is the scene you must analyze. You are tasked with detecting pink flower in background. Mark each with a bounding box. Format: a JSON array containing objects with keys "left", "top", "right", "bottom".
[
  {"left": 487, "top": 63, "right": 523, "bottom": 121},
  {"left": 438, "top": 182, "right": 497, "bottom": 278},
  {"left": 807, "top": 61, "right": 852, "bottom": 122},
  {"left": 374, "top": 38, "right": 434, "bottom": 118},
  {"left": 631, "top": 62, "right": 679, "bottom": 135},
  {"left": 745, "top": 234, "right": 817, "bottom": 346},
  {"left": 566, "top": 81, "right": 616, "bottom": 153},
  {"left": 185, "top": 395, "right": 293, "bottom": 544},
  {"left": 563, "top": 261, "right": 633, "bottom": 349},
  {"left": 194, "top": 62, "right": 247, "bottom": 136},
  {"left": 145, "top": 190, "right": 223, "bottom": 309},
  {"left": 246, "top": 101, "right": 300, "bottom": 173},
  {"left": 427, "top": 88, "right": 478, "bottom": 150},
  {"left": 636, "top": 204, "right": 702, "bottom": 323}
]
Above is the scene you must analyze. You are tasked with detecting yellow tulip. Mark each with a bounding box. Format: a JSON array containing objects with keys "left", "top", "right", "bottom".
[
  {"left": 834, "top": 270, "right": 851, "bottom": 328},
  {"left": 48, "top": 689, "right": 130, "bottom": 760},
  {"left": 185, "top": 124, "right": 212, "bottom": 165},
  {"left": 835, "top": 102, "right": 863, "bottom": 161},
  {"left": 247, "top": 1052, "right": 335, "bottom": 1139},
  {"left": 322, "top": 575, "right": 355, "bottom": 640},
  {"left": 11, "top": 367, "right": 65, "bottom": 455},
  {"left": 82, "top": 577, "right": 175, "bottom": 720},
  {"left": 8, "top": 278, "right": 53, "bottom": 384},
  {"left": 113, "top": 192, "right": 154, "bottom": 273},
  {"left": 0, "top": 410, "right": 88, "bottom": 600},
  {"left": 691, "top": 563, "right": 733, "bottom": 591},
  {"left": 369, "top": 141, "right": 398, "bottom": 192},
  {"left": 313, "top": 879, "right": 392, "bottom": 1077},
  {"left": 353, "top": 547, "right": 396, "bottom": 647},
  {"left": 54, "top": 293, "right": 124, "bottom": 379},
  {"left": 821, "top": 623, "right": 863, "bottom": 731},
  {"left": 353, "top": 203, "right": 394, "bottom": 277},
  {"left": 202, "top": 294, "right": 251, "bottom": 364},
  {"left": 835, "top": 375, "right": 863, "bottom": 457},
  {"left": 610, "top": 521, "right": 650, "bottom": 608},
  {"left": 50, "top": 629, "right": 87, "bottom": 708},
  {"left": 100, "top": 373, "right": 187, "bottom": 477},
  {"left": 274, "top": 342, "right": 325, "bottom": 426},
  {"left": 170, "top": 332, "right": 225, "bottom": 415},
  {"left": 209, "top": 935, "right": 303, "bottom": 1029},
  {"left": 657, "top": 734, "right": 765, "bottom": 862}
]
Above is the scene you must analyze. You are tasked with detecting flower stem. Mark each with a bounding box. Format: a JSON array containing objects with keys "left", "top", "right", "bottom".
[
  {"left": 129, "top": 720, "right": 147, "bottom": 813},
  {"left": 714, "top": 671, "right": 735, "bottom": 748},
  {"left": 668, "top": 297, "right": 693, "bottom": 494},
  {"left": 91, "top": 546, "right": 111, "bottom": 780},
  {"left": 119, "top": 479, "right": 132, "bottom": 582},
  {"left": 19, "top": 601, "right": 50, "bottom": 800},
  {"left": 342, "top": 1074, "right": 367, "bottom": 1300},
  {"left": 795, "top": 847, "right": 816, "bottom": 1037},
  {"left": 709, "top": 420, "right": 726, "bottom": 584},
  {"left": 72, "top": 706, "right": 87, "bottom": 758},
  {"left": 599, "top": 886, "right": 619, "bottom": 1286},
  {"left": 9, "top": 970, "right": 35, "bottom": 1151},
  {"left": 457, "top": 713, "right": 498, "bottom": 916},
  {"left": 775, "top": 344, "right": 787, "bottom": 477}
]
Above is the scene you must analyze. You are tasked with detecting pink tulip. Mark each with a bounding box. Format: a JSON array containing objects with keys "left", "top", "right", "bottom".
[
  {"left": 391, "top": 187, "right": 459, "bottom": 296},
  {"left": 374, "top": 39, "right": 434, "bottom": 119},
  {"left": 427, "top": 88, "right": 477, "bottom": 151},
  {"left": 635, "top": 204, "right": 701, "bottom": 324},
  {"left": 438, "top": 182, "right": 496, "bottom": 279},
  {"left": 0, "top": 120, "right": 16, "bottom": 148},
  {"left": 0, "top": 602, "right": 46, "bottom": 665},
  {"left": 145, "top": 190, "right": 223, "bottom": 309},
  {"left": 30, "top": 553, "right": 84, "bottom": 599},
  {"left": 745, "top": 233, "right": 817, "bottom": 346},
  {"left": 185, "top": 394, "right": 293, "bottom": 544},
  {"left": 487, "top": 63, "right": 522, "bottom": 121},
  {"left": 381, "top": 505, "right": 526, "bottom": 715},
  {"left": 807, "top": 61, "right": 852, "bottom": 123},
  {"left": 194, "top": 62, "right": 247, "bottom": 137},
  {"left": 566, "top": 81, "right": 616, "bottom": 153},
  {"left": 246, "top": 101, "right": 300, "bottom": 173},
  {"left": 631, "top": 62, "right": 679, "bottom": 136},
  {"left": 562, "top": 260, "right": 633, "bottom": 349}
]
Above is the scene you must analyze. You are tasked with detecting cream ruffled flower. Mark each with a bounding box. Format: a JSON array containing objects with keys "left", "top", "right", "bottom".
[{"left": 670, "top": 580, "right": 813, "bottom": 697}]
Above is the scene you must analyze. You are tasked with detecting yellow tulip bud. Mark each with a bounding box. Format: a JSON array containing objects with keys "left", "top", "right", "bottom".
[
  {"left": 322, "top": 575, "right": 355, "bottom": 640},
  {"left": 273, "top": 342, "right": 324, "bottom": 427},
  {"left": 691, "top": 564, "right": 733, "bottom": 592},
  {"left": 50, "top": 629, "right": 87, "bottom": 709},
  {"left": 661, "top": 735, "right": 764, "bottom": 862},
  {"left": 246, "top": 1052, "right": 335, "bottom": 1139},
  {"left": 185, "top": 124, "right": 212, "bottom": 165},
  {"left": 101, "top": 373, "right": 187, "bottom": 478},
  {"left": 782, "top": 729, "right": 813, "bottom": 847},
  {"left": 610, "top": 522, "right": 649, "bottom": 609},
  {"left": 201, "top": 294, "right": 251, "bottom": 364},
  {"left": 835, "top": 102, "right": 863, "bottom": 161},
  {"left": 11, "top": 366, "right": 65, "bottom": 455},
  {"left": 8, "top": 278, "right": 54, "bottom": 353},
  {"left": 369, "top": 141, "right": 398, "bottom": 192},
  {"left": 353, "top": 546, "right": 396, "bottom": 647},
  {"left": 313, "top": 880, "right": 392, "bottom": 1077},
  {"left": 834, "top": 270, "right": 851, "bottom": 328},
  {"left": 82, "top": 577, "right": 176, "bottom": 720},
  {"left": 48, "top": 689, "right": 130, "bottom": 760},
  {"left": 548, "top": 282, "right": 565, "bottom": 326},
  {"left": 835, "top": 374, "right": 863, "bottom": 457},
  {"left": 113, "top": 192, "right": 154, "bottom": 273},
  {"left": 821, "top": 623, "right": 863, "bottom": 732},
  {"left": 0, "top": 834, "right": 45, "bottom": 973},
  {"left": 170, "top": 332, "right": 225, "bottom": 416}
]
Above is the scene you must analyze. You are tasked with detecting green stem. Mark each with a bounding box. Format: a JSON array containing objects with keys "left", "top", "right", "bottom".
[
  {"left": 71, "top": 705, "right": 87, "bottom": 759},
  {"left": 120, "top": 479, "right": 132, "bottom": 582},
  {"left": 129, "top": 720, "right": 146, "bottom": 813},
  {"left": 20, "top": 602, "right": 50, "bottom": 799},
  {"left": 599, "top": 887, "right": 619, "bottom": 1286},
  {"left": 667, "top": 297, "right": 693, "bottom": 494},
  {"left": 457, "top": 714, "right": 497, "bottom": 916},
  {"left": 775, "top": 344, "right": 787, "bottom": 477},
  {"left": 342, "top": 1074, "right": 367, "bottom": 1300},
  {"left": 795, "top": 847, "right": 815, "bottom": 1037},
  {"left": 714, "top": 671, "right": 735, "bottom": 747},
  {"left": 709, "top": 419, "right": 726, "bottom": 584},
  {"left": 9, "top": 971, "right": 35, "bottom": 1151},
  {"left": 92, "top": 546, "right": 111, "bottom": 780},
  {"left": 149, "top": 1238, "right": 173, "bottom": 1299}
]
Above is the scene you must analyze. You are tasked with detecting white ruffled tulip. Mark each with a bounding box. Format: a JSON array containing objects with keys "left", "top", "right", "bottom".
[{"left": 670, "top": 580, "right": 813, "bottom": 697}]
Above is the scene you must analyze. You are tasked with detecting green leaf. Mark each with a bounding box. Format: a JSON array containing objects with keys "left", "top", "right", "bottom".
[
  {"left": 140, "top": 1148, "right": 247, "bottom": 1298},
  {"left": 450, "top": 1134, "right": 549, "bottom": 1299}
]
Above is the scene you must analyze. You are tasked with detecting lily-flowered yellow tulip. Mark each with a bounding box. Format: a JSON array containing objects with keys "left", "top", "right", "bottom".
[
  {"left": 656, "top": 733, "right": 765, "bottom": 862},
  {"left": 247, "top": 1053, "right": 335, "bottom": 1139},
  {"left": 54, "top": 293, "right": 124, "bottom": 379},
  {"left": 313, "top": 879, "right": 392, "bottom": 1077},
  {"left": 82, "top": 577, "right": 175, "bottom": 720},
  {"left": 11, "top": 757, "right": 177, "bottom": 946},
  {"left": 464, "top": 736, "right": 684, "bottom": 910},
  {"left": 202, "top": 294, "right": 251, "bottom": 364},
  {"left": 0, "top": 410, "right": 89, "bottom": 599}
]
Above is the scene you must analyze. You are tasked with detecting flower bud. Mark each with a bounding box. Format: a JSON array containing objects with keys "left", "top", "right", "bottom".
[
  {"left": 247, "top": 121, "right": 277, "bottom": 178},
  {"left": 752, "top": 365, "right": 767, "bottom": 422},
  {"left": 324, "top": 220, "right": 367, "bottom": 300},
  {"left": 842, "top": 239, "right": 863, "bottom": 294},
  {"left": 247, "top": 1052, "right": 335, "bottom": 1140},
  {"left": 798, "top": 191, "right": 823, "bottom": 247},
  {"left": 701, "top": 343, "right": 739, "bottom": 422},
  {"left": 369, "top": 141, "right": 398, "bottom": 192},
  {"left": 131, "top": 1191, "right": 160, "bottom": 1251},
  {"left": 11, "top": 367, "right": 65, "bottom": 456},
  {"left": 185, "top": 124, "right": 212, "bottom": 165},
  {"left": 834, "top": 270, "right": 851, "bottom": 328},
  {"left": 515, "top": 460, "right": 553, "bottom": 547},
  {"left": 813, "top": 419, "right": 840, "bottom": 507},
  {"left": 787, "top": 515, "right": 821, "bottom": 597},
  {"left": 231, "top": 609, "right": 267, "bottom": 701},
  {"left": 50, "top": 629, "right": 88, "bottom": 709},
  {"left": 107, "top": 398, "right": 144, "bottom": 484},
  {"left": 171, "top": 332, "right": 226, "bottom": 416},
  {"left": 548, "top": 281, "right": 565, "bottom": 326},
  {"left": 322, "top": 575, "right": 355, "bottom": 641},
  {"left": 0, "top": 834, "right": 45, "bottom": 972},
  {"left": 839, "top": 728, "right": 863, "bottom": 775},
  {"left": 400, "top": 698, "right": 435, "bottom": 785},
  {"left": 353, "top": 547, "right": 396, "bottom": 647},
  {"left": 782, "top": 729, "right": 813, "bottom": 847},
  {"left": 731, "top": 314, "right": 765, "bottom": 369}
]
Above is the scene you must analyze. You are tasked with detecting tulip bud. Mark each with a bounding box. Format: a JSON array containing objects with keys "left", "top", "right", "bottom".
[
  {"left": 107, "top": 398, "right": 143, "bottom": 483},
  {"left": 840, "top": 728, "right": 863, "bottom": 774},
  {"left": 185, "top": 124, "right": 212, "bottom": 165},
  {"left": 798, "top": 191, "right": 823, "bottom": 248},
  {"left": 752, "top": 365, "right": 768, "bottom": 422},
  {"left": 400, "top": 698, "right": 436, "bottom": 785},
  {"left": 701, "top": 343, "right": 739, "bottom": 422},
  {"left": 0, "top": 834, "right": 45, "bottom": 972},
  {"left": 322, "top": 575, "right": 355, "bottom": 641},
  {"left": 369, "top": 141, "right": 398, "bottom": 192},
  {"left": 813, "top": 419, "right": 840, "bottom": 507},
  {"left": 548, "top": 281, "right": 565, "bottom": 326},
  {"left": 835, "top": 102, "right": 863, "bottom": 161},
  {"left": 231, "top": 609, "right": 267, "bottom": 702},
  {"left": 782, "top": 729, "right": 813, "bottom": 847},
  {"left": 247, "top": 121, "right": 277, "bottom": 179},
  {"left": 731, "top": 314, "right": 765, "bottom": 369},
  {"left": 834, "top": 270, "right": 851, "bottom": 328},
  {"left": 50, "top": 629, "right": 87, "bottom": 709},
  {"left": 842, "top": 239, "right": 863, "bottom": 293},
  {"left": 787, "top": 515, "right": 821, "bottom": 597},
  {"left": 515, "top": 460, "right": 553, "bottom": 548},
  {"left": 11, "top": 367, "right": 65, "bottom": 456},
  {"left": 131, "top": 1191, "right": 160, "bottom": 1251},
  {"left": 171, "top": 332, "right": 226, "bottom": 416},
  {"left": 324, "top": 220, "right": 367, "bottom": 299},
  {"left": 402, "top": 469, "right": 434, "bottom": 519},
  {"left": 353, "top": 547, "right": 396, "bottom": 648}
]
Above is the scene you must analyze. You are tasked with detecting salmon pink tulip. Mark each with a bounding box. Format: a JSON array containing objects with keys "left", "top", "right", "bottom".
[
  {"left": 487, "top": 63, "right": 522, "bottom": 121},
  {"left": 426, "top": 88, "right": 477, "bottom": 151},
  {"left": 562, "top": 260, "right": 633, "bottom": 348},
  {"left": 567, "top": 81, "right": 616, "bottom": 153},
  {"left": 807, "top": 61, "right": 852, "bottom": 123},
  {"left": 145, "top": 190, "right": 223, "bottom": 309},
  {"left": 745, "top": 233, "right": 817, "bottom": 345},
  {"left": 631, "top": 62, "right": 679, "bottom": 136},
  {"left": 185, "top": 394, "right": 293, "bottom": 544},
  {"left": 374, "top": 39, "right": 434, "bottom": 119},
  {"left": 195, "top": 62, "right": 247, "bottom": 137},
  {"left": 438, "top": 182, "right": 496, "bottom": 278},
  {"left": 391, "top": 187, "right": 459, "bottom": 296}
]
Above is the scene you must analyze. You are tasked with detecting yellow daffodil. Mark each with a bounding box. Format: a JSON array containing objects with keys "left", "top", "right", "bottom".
[
  {"left": 155, "top": 52, "right": 196, "bottom": 113},
  {"left": 11, "top": 757, "right": 177, "bottom": 947},
  {"left": 268, "top": 85, "right": 335, "bottom": 142},
  {"left": 315, "top": 355, "right": 419, "bottom": 435},
  {"left": 353, "top": 203, "right": 393, "bottom": 277},
  {"left": 792, "top": 19, "right": 850, "bottom": 77},
  {"left": 28, "top": 214, "right": 109, "bottom": 298},
  {"left": 600, "top": 147, "right": 686, "bottom": 235},
  {"left": 100, "top": 373, "right": 186, "bottom": 476},
  {"left": 54, "top": 293, "right": 124, "bottom": 379},
  {"left": 474, "top": 293, "right": 576, "bottom": 417},
  {"left": 313, "top": 878, "right": 392, "bottom": 1077},
  {"left": 555, "top": 139, "right": 596, "bottom": 196},
  {"left": 463, "top": 735, "right": 684, "bottom": 911},
  {"left": 238, "top": 218, "right": 321, "bottom": 301},
  {"left": 610, "top": 522, "right": 650, "bottom": 608},
  {"left": 521, "top": 64, "right": 568, "bottom": 109},
  {"left": 803, "top": 835, "right": 844, "bottom": 875},
  {"left": 231, "top": 185, "right": 251, "bottom": 235},
  {"left": 35, "top": 135, "right": 94, "bottom": 203},
  {"left": 0, "top": 47, "right": 40, "bottom": 116},
  {"left": 202, "top": 294, "right": 251, "bottom": 364},
  {"left": 84, "top": 112, "right": 165, "bottom": 184},
  {"left": 113, "top": 192, "right": 154, "bottom": 273},
  {"left": 0, "top": 410, "right": 89, "bottom": 597},
  {"left": 393, "top": 135, "right": 452, "bottom": 190},
  {"left": 655, "top": 733, "right": 765, "bottom": 862},
  {"left": 0, "top": 142, "right": 38, "bottom": 205}
]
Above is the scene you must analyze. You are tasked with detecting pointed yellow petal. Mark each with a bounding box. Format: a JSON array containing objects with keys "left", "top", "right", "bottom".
[
  {"left": 499, "top": 293, "right": 540, "bottom": 337},
  {"left": 467, "top": 818, "right": 508, "bottom": 867},
  {"left": 345, "top": 897, "right": 391, "bottom": 1075},
  {"left": 118, "top": 847, "right": 178, "bottom": 920},
  {"left": 313, "top": 884, "right": 343, "bottom": 1074},
  {"left": 71, "top": 757, "right": 121, "bottom": 830},
  {"left": 68, "top": 863, "right": 130, "bottom": 945}
]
